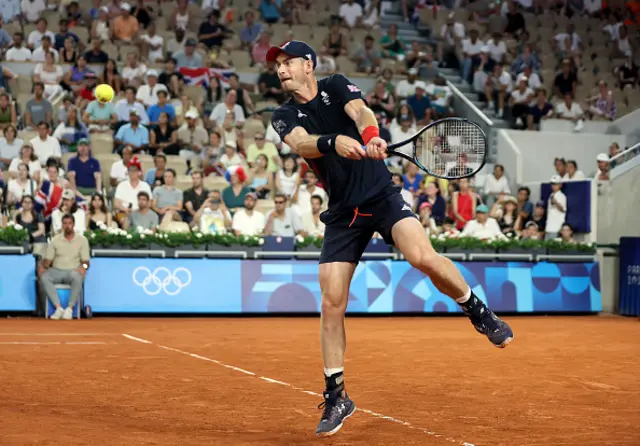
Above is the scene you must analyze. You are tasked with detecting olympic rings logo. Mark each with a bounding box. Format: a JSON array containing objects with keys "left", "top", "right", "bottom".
[{"left": 132, "top": 267, "right": 192, "bottom": 296}]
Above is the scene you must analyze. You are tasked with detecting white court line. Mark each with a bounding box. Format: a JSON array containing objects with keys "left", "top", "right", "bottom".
[
  {"left": 122, "top": 334, "right": 474, "bottom": 446},
  {"left": 0, "top": 333, "right": 114, "bottom": 336},
  {"left": 0, "top": 341, "right": 108, "bottom": 345}
]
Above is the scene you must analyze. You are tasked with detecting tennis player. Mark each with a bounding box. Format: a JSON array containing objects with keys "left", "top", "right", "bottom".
[{"left": 266, "top": 41, "right": 514, "bottom": 437}]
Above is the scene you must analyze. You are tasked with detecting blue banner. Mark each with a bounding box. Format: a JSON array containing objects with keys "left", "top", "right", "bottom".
[
  {"left": 0, "top": 255, "right": 37, "bottom": 311},
  {"left": 619, "top": 237, "right": 640, "bottom": 316}
]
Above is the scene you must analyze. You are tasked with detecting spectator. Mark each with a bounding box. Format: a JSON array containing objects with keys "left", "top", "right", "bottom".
[
  {"left": 594, "top": 153, "right": 610, "bottom": 180},
  {"left": 447, "top": 153, "right": 474, "bottom": 178},
  {"left": 203, "top": 131, "right": 224, "bottom": 176},
  {"left": 14, "top": 195, "right": 46, "bottom": 244},
  {"left": 258, "top": 0, "right": 282, "bottom": 24},
  {"left": 340, "top": 0, "right": 363, "bottom": 28},
  {"left": 53, "top": 107, "right": 88, "bottom": 153},
  {"left": 264, "top": 193, "right": 302, "bottom": 237},
  {"left": 219, "top": 141, "right": 245, "bottom": 171},
  {"left": 554, "top": 157, "right": 567, "bottom": 178},
  {"left": 129, "top": 191, "right": 159, "bottom": 231},
  {"left": 316, "top": 47, "right": 337, "bottom": 75},
  {"left": 173, "top": 38, "right": 204, "bottom": 69},
  {"left": 149, "top": 111, "right": 179, "bottom": 156},
  {"left": 86, "top": 193, "right": 112, "bottom": 230},
  {"left": 323, "top": 21, "right": 348, "bottom": 58},
  {"left": 51, "top": 189, "right": 86, "bottom": 235},
  {"left": 144, "top": 153, "right": 167, "bottom": 188},
  {"left": 490, "top": 195, "right": 519, "bottom": 237},
  {"left": 31, "top": 122, "right": 61, "bottom": 165},
  {"left": 121, "top": 52, "right": 147, "bottom": 88},
  {"left": 527, "top": 88, "right": 554, "bottom": 130},
  {"left": 24, "top": 83, "right": 53, "bottom": 130},
  {"left": 0, "top": 124, "right": 22, "bottom": 168},
  {"left": 177, "top": 111, "right": 208, "bottom": 167},
  {"left": 34, "top": 51, "right": 64, "bottom": 100},
  {"left": 209, "top": 90, "right": 245, "bottom": 128},
  {"left": 113, "top": 157, "right": 152, "bottom": 228},
  {"left": 553, "top": 59, "right": 577, "bottom": 98},
  {"left": 612, "top": 25, "right": 633, "bottom": 59},
  {"left": 110, "top": 146, "right": 133, "bottom": 188},
  {"left": 170, "top": 0, "right": 191, "bottom": 31},
  {"left": 609, "top": 142, "right": 622, "bottom": 159},
  {"left": 300, "top": 195, "right": 325, "bottom": 237},
  {"left": 8, "top": 144, "right": 41, "bottom": 182},
  {"left": 5, "top": 32, "right": 32, "bottom": 61},
  {"left": 545, "top": 175, "right": 567, "bottom": 240},
  {"left": 175, "top": 95, "right": 201, "bottom": 127},
  {"left": 84, "top": 39, "right": 109, "bottom": 64},
  {"left": 486, "top": 32, "right": 507, "bottom": 64},
  {"left": 368, "top": 81, "right": 396, "bottom": 120},
  {"left": 395, "top": 68, "right": 419, "bottom": 100},
  {"left": 246, "top": 154, "right": 273, "bottom": 199},
  {"left": 438, "top": 12, "right": 465, "bottom": 66},
  {"left": 380, "top": 24, "right": 406, "bottom": 59},
  {"left": 564, "top": 160, "right": 585, "bottom": 181},
  {"left": 555, "top": 93, "right": 584, "bottom": 131},
  {"left": 59, "top": 35, "right": 79, "bottom": 64},
  {"left": 391, "top": 173, "right": 415, "bottom": 208},
  {"left": 194, "top": 190, "right": 232, "bottom": 233},
  {"left": 614, "top": 57, "right": 637, "bottom": 90},
  {"left": 246, "top": 131, "right": 280, "bottom": 173},
  {"left": 584, "top": 81, "right": 617, "bottom": 121},
  {"left": 520, "top": 221, "right": 540, "bottom": 240},
  {"left": 252, "top": 31, "right": 272, "bottom": 67},
  {"left": 292, "top": 169, "right": 327, "bottom": 217},
  {"left": 483, "top": 164, "right": 511, "bottom": 207},
  {"left": 90, "top": 6, "right": 110, "bottom": 42},
  {"left": 403, "top": 162, "right": 423, "bottom": 197},
  {"left": 183, "top": 171, "right": 209, "bottom": 222},
  {"left": 417, "top": 181, "right": 446, "bottom": 225},
  {"left": 509, "top": 76, "right": 535, "bottom": 128},
  {"left": 112, "top": 3, "right": 140, "bottom": 44},
  {"left": 504, "top": 1, "right": 525, "bottom": 37},
  {"left": 486, "top": 63, "right": 512, "bottom": 118},
  {"left": 76, "top": 72, "right": 99, "bottom": 108},
  {"left": 530, "top": 201, "right": 546, "bottom": 234},
  {"left": 558, "top": 223, "right": 575, "bottom": 243},
  {"left": 510, "top": 43, "right": 540, "bottom": 77},
  {"left": 425, "top": 74, "right": 453, "bottom": 118},
  {"left": 22, "top": 0, "right": 47, "bottom": 23},
  {"left": 140, "top": 22, "right": 164, "bottom": 63},
  {"left": 515, "top": 186, "right": 533, "bottom": 230},
  {"left": 240, "top": 11, "right": 263, "bottom": 50},
  {"left": 231, "top": 192, "right": 265, "bottom": 235},
  {"left": 257, "top": 62, "right": 285, "bottom": 104},
  {"left": 451, "top": 177, "right": 476, "bottom": 231},
  {"left": 419, "top": 202, "right": 438, "bottom": 236},
  {"left": 461, "top": 204, "right": 502, "bottom": 239},
  {"left": 54, "top": 18, "right": 81, "bottom": 52},
  {"left": 147, "top": 91, "right": 176, "bottom": 125},
  {"left": 151, "top": 169, "right": 184, "bottom": 227},
  {"left": 406, "top": 82, "right": 431, "bottom": 125},
  {"left": 516, "top": 64, "right": 541, "bottom": 91},
  {"left": 136, "top": 70, "right": 168, "bottom": 108},
  {"left": 38, "top": 213, "right": 90, "bottom": 320},
  {"left": 67, "top": 139, "right": 101, "bottom": 195},
  {"left": 198, "top": 11, "right": 231, "bottom": 50},
  {"left": 166, "top": 29, "right": 186, "bottom": 56},
  {"left": 352, "top": 35, "right": 381, "bottom": 74},
  {"left": 6, "top": 162, "right": 37, "bottom": 206},
  {"left": 222, "top": 165, "right": 250, "bottom": 211},
  {"left": 27, "top": 18, "right": 55, "bottom": 49},
  {"left": 225, "top": 74, "right": 255, "bottom": 117},
  {"left": 84, "top": 97, "right": 118, "bottom": 134},
  {"left": 275, "top": 155, "right": 299, "bottom": 200},
  {"left": 114, "top": 87, "right": 150, "bottom": 126},
  {"left": 461, "top": 28, "right": 484, "bottom": 84},
  {"left": 100, "top": 59, "right": 123, "bottom": 96},
  {"left": 114, "top": 109, "right": 150, "bottom": 154}
]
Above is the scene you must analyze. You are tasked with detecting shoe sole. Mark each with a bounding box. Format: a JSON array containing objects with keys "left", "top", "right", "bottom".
[
  {"left": 494, "top": 335, "right": 514, "bottom": 348},
  {"left": 316, "top": 404, "right": 356, "bottom": 438}
]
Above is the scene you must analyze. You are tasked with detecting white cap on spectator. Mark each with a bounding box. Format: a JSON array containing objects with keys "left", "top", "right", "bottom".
[
  {"left": 225, "top": 140, "right": 237, "bottom": 149},
  {"left": 550, "top": 175, "right": 562, "bottom": 184},
  {"left": 146, "top": 69, "right": 158, "bottom": 78},
  {"left": 185, "top": 110, "right": 198, "bottom": 119},
  {"left": 408, "top": 68, "right": 418, "bottom": 75},
  {"left": 100, "top": 6, "right": 109, "bottom": 13},
  {"left": 415, "top": 81, "right": 427, "bottom": 90},
  {"left": 520, "top": 75, "right": 528, "bottom": 82},
  {"left": 596, "top": 153, "right": 610, "bottom": 162},
  {"left": 121, "top": 3, "right": 131, "bottom": 11},
  {"left": 481, "top": 45, "right": 489, "bottom": 53}
]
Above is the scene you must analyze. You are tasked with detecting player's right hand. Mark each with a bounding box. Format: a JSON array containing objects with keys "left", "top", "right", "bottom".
[{"left": 335, "top": 135, "right": 367, "bottom": 160}]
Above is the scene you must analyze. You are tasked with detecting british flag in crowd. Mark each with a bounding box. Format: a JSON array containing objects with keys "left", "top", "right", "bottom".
[
  {"left": 179, "top": 67, "right": 236, "bottom": 89},
  {"left": 35, "top": 181, "right": 87, "bottom": 220}
]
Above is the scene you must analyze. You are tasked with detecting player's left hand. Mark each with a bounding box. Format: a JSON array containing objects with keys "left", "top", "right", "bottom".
[{"left": 364, "top": 137, "right": 388, "bottom": 160}]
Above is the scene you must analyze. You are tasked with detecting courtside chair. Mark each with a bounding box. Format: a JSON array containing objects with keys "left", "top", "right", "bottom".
[{"left": 46, "top": 284, "right": 82, "bottom": 320}]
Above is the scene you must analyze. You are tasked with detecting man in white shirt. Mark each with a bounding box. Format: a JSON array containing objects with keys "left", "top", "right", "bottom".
[
  {"left": 121, "top": 52, "right": 148, "bottom": 88},
  {"left": 110, "top": 146, "right": 133, "bottom": 188},
  {"left": 437, "top": 13, "right": 465, "bottom": 64},
  {"left": 486, "top": 63, "right": 512, "bottom": 118},
  {"left": 264, "top": 193, "right": 303, "bottom": 237},
  {"left": 140, "top": 22, "right": 164, "bottom": 63},
  {"left": 594, "top": 152, "right": 610, "bottom": 181},
  {"left": 135, "top": 70, "right": 168, "bottom": 107},
  {"left": 114, "top": 86, "right": 150, "bottom": 125},
  {"left": 486, "top": 32, "right": 507, "bottom": 64},
  {"left": 462, "top": 204, "right": 503, "bottom": 239},
  {"left": 545, "top": 175, "right": 567, "bottom": 240},
  {"left": 483, "top": 164, "right": 511, "bottom": 207},
  {"left": 5, "top": 32, "right": 32, "bottom": 61},
  {"left": 232, "top": 193, "right": 266, "bottom": 236},
  {"left": 31, "top": 35, "right": 59, "bottom": 62},
  {"left": 555, "top": 93, "right": 584, "bottom": 131},
  {"left": 209, "top": 90, "right": 246, "bottom": 128},
  {"left": 30, "top": 122, "right": 61, "bottom": 165},
  {"left": 516, "top": 65, "right": 541, "bottom": 90},
  {"left": 21, "top": 0, "right": 47, "bottom": 23},
  {"left": 461, "top": 28, "right": 484, "bottom": 85},
  {"left": 509, "top": 76, "right": 535, "bottom": 128},
  {"left": 301, "top": 195, "right": 326, "bottom": 237},
  {"left": 27, "top": 17, "right": 55, "bottom": 49},
  {"left": 113, "top": 157, "right": 153, "bottom": 228},
  {"left": 395, "top": 68, "right": 419, "bottom": 100},
  {"left": 389, "top": 113, "right": 414, "bottom": 146},
  {"left": 339, "top": 0, "right": 363, "bottom": 29},
  {"left": 425, "top": 73, "right": 453, "bottom": 117},
  {"left": 292, "top": 170, "right": 328, "bottom": 218}
]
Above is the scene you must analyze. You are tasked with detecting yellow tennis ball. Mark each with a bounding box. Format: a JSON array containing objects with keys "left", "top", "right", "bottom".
[{"left": 95, "top": 84, "right": 115, "bottom": 103}]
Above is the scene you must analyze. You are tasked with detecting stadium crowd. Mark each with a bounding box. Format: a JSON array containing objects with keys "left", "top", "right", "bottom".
[{"left": 0, "top": 0, "right": 637, "bottom": 255}]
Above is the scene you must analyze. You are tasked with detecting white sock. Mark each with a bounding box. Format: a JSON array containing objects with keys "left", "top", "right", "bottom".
[
  {"left": 455, "top": 287, "right": 472, "bottom": 304},
  {"left": 324, "top": 367, "right": 344, "bottom": 377}
]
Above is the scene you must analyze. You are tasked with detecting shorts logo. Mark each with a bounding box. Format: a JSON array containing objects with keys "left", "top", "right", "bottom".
[{"left": 348, "top": 84, "right": 360, "bottom": 93}]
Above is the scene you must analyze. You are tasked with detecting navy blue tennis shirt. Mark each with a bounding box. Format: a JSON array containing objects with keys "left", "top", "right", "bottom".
[{"left": 268, "top": 41, "right": 393, "bottom": 218}]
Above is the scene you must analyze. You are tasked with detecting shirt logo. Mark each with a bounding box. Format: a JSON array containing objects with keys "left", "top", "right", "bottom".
[
  {"left": 402, "top": 204, "right": 411, "bottom": 212},
  {"left": 348, "top": 84, "right": 360, "bottom": 93},
  {"left": 321, "top": 91, "right": 331, "bottom": 106},
  {"left": 273, "top": 119, "right": 286, "bottom": 135},
  {"left": 297, "top": 111, "right": 307, "bottom": 118}
]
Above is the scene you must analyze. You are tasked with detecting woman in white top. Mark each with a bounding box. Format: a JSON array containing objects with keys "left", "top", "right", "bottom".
[
  {"left": 172, "top": 0, "right": 190, "bottom": 31},
  {"left": 362, "top": 0, "right": 380, "bottom": 29},
  {"left": 219, "top": 141, "right": 246, "bottom": 169},
  {"left": 51, "top": 191, "right": 86, "bottom": 235},
  {"left": 0, "top": 125, "right": 24, "bottom": 166},
  {"left": 7, "top": 162, "right": 38, "bottom": 206},
  {"left": 33, "top": 52, "right": 64, "bottom": 100},
  {"left": 563, "top": 160, "right": 586, "bottom": 181},
  {"left": 275, "top": 155, "right": 299, "bottom": 199},
  {"left": 9, "top": 144, "right": 41, "bottom": 182},
  {"left": 91, "top": 7, "right": 110, "bottom": 42}
]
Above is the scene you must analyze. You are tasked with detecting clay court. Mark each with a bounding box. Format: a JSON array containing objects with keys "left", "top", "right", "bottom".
[{"left": 1, "top": 316, "right": 639, "bottom": 446}]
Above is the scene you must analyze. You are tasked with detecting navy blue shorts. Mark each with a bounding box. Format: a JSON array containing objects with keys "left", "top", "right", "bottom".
[{"left": 319, "top": 191, "right": 417, "bottom": 264}]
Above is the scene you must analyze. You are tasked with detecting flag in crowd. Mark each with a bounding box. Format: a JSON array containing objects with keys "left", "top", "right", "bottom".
[{"left": 179, "top": 67, "right": 236, "bottom": 89}]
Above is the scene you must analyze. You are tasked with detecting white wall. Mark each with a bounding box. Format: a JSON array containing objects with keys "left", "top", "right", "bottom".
[
  {"left": 496, "top": 129, "right": 626, "bottom": 184},
  {"left": 540, "top": 119, "right": 613, "bottom": 134},
  {"left": 596, "top": 163, "right": 640, "bottom": 244},
  {"left": 607, "top": 108, "right": 640, "bottom": 147}
]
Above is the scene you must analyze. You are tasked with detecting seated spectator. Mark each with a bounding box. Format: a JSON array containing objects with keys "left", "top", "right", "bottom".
[
  {"left": 14, "top": 195, "right": 46, "bottom": 244},
  {"left": 113, "top": 157, "right": 153, "bottom": 228},
  {"left": 609, "top": 142, "right": 622, "bottom": 159},
  {"left": 520, "top": 221, "right": 540, "bottom": 240},
  {"left": 417, "top": 181, "right": 446, "bottom": 225},
  {"left": 183, "top": 171, "right": 209, "bottom": 221},
  {"left": 209, "top": 90, "right": 245, "bottom": 128},
  {"left": 339, "top": 0, "right": 363, "bottom": 28},
  {"left": 246, "top": 154, "right": 273, "bottom": 200},
  {"left": 553, "top": 59, "right": 577, "bottom": 99},
  {"left": 136, "top": 70, "right": 169, "bottom": 108},
  {"left": 110, "top": 146, "right": 133, "bottom": 188},
  {"left": 28, "top": 18, "right": 55, "bottom": 50},
  {"left": 222, "top": 165, "right": 251, "bottom": 211},
  {"left": 252, "top": 31, "right": 272, "bottom": 67},
  {"left": 169, "top": 0, "right": 190, "bottom": 31},
  {"left": 614, "top": 57, "right": 637, "bottom": 90},
  {"left": 9, "top": 144, "right": 41, "bottom": 182},
  {"left": 425, "top": 74, "right": 453, "bottom": 118},
  {"left": 194, "top": 189, "right": 232, "bottom": 233},
  {"left": 403, "top": 162, "right": 423, "bottom": 198},
  {"left": 5, "top": 32, "right": 32, "bottom": 61},
  {"left": 58, "top": 36, "right": 79, "bottom": 64},
  {"left": 115, "top": 87, "right": 150, "bottom": 127},
  {"left": 395, "top": 69, "right": 419, "bottom": 100},
  {"left": 292, "top": 169, "right": 327, "bottom": 217},
  {"left": 177, "top": 111, "right": 208, "bottom": 167},
  {"left": 66, "top": 139, "right": 101, "bottom": 195},
  {"left": 594, "top": 153, "right": 610, "bottom": 181},
  {"left": 351, "top": 35, "right": 380, "bottom": 74},
  {"left": 166, "top": 29, "right": 186, "bottom": 56},
  {"left": 198, "top": 11, "right": 231, "bottom": 50},
  {"left": 246, "top": 132, "right": 280, "bottom": 172},
  {"left": 485, "top": 63, "right": 512, "bottom": 118},
  {"left": 516, "top": 64, "right": 541, "bottom": 91},
  {"left": 462, "top": 204, "right": 502, "bottom": 239},
  {"left": 323, "top": 22, "right": 348, "bottom": 58},
  {"left": 545, "top": 175, "right": 567, "bottom": 240},
  {"left": 264, "top": 193, "right": 302, "bottom": 237},
  {"left": 144, "top": 153, "right": 167, "bottom": 188},
  {"left": 258, "top": 0, "right": 282, "bottom": 24},
  {"left": 612, "top": 25, "right": 633, "bottom": 59},
  {"left": 147, "top": 91, "right": 176, "bottom": 125},
  {"left": 77, "top": 73, "right": 99, "bottom": 108},
  {"left": 300, "top": 195, "right": 326, "bottom": 237},
  {"left": 510, "top": 43, "right": 540, "bottom": 78},
  {"left": 151, "top": 169, "right": 184, "bottom": 227},
  {"left": 173, "top": 38, "right": 203, "bottom": 68},
  {"left": 555, "top": 93, "right": 584, "bottom": 131},
  {"left": 0, "top": 94, "right": 17, "bottom": 131},
  {"left": 6, "top": 162, "right": 38, "bottom": 206},
  {"left": 231, "top": 192, "right": 265, "bottom": 235},
  {"left": 316, "top": 48, "right": 337, "bottom": 75},
  {"left": 275, "top": 155, "right": 299, "bottom": 200},
  {"left": 112, "top": 3, "right": 140, "bottom": 44},
  {"left": 0, "top": 125, "right": 22, "bottom": 168},
  {"left": 554, "top": 157, "right": 567, "bottom": 178},
  {"left": 84, "top": 39, "right": 109, "bottom": 64},
  {"left": 219, "top": 141, "right": 246, "bottom": 171},
  {"left": 84, "top": 97, "right": 118, "bottom": 134},
  {"left": 509, "top": 76, "right": 535, "bottom": 128},
  {"left": 516, "top": 186, "right": 533, "bottom": 229},
  {"left": 419, "top": 202, "right": 439, "bottom": 236},
  {"left": 53, "top": 108, "right": 89, "bottom": 153},
  {"left": 99, "top": 59, "right": 123, "bottom": 96},
  {"left": 129, "top": 191, "right": 159, "bottom": 231},
  {"left": 461, "top": 28, "right": 484, "bottom": 84},
  {"left": 174, "top": 95, "right": 201, "bottom": 127},
  {"left": 483, "top": 164, "right": 511, "bottom": 207},
  {"left": 31, "top": 122, "right": 61, "bottom": 165},
  {"left": 32, "top": 35, "right": 60, "bottom": 63},
  {"left": 257, "top": 63, "right": 285, "bottom": 104},
  {"left": 141, "top": 22, "right": 164, "bottom": 63},
  {"left": 114, "top": 109, "right": 150, "bottom": 154},
  {"left": 553, "top": 23, "right": 583, "bottom": 70},
  {"left": 558, "top": 223, "right": 575, "bottom": 243},
  {"left": 447, "top": 153, "right": 474, "bottom": 179},
  {"left": 23, "top": 0, "right": 47, "bottom": 24},
  {"left": 121, "top": 52, "right": 147, "bottom": 89},
  {"left": 367, "top": 81, "right": 396, "bottom": 120},
  {"left": 149, "top": 112, "right": 179, "bottom": 156},
  {"left": 224, "top": 74, "right": 255, "bottom": 117},
  {"left": 486, "top": 32, "right": 507, "bottom": 64},
  {"left": 391, "top": 173, "right": 415, "bottom": 208},
  {"left": 527, "top": 88, "right": 554, "bottom": 130},
  {"left": 530, "top": 201, "right": 546, "bottom": 234},
  {"left": 490, "top": 195, "right": 518, "bottom": 237},
  {"left": 37, "top": 213, "right": 90, "bottom": 320},
  {"left": 437, "top": 13, "right": 465, "bottom": 66},
  {"left": 51, "top": 189, "right": 86, "bottom": 235},
  {"left": 584, "top": 81, "right": 617, "bottom": 121},
  {"left": 33, "top": 52, "right": 64, "bottom": 101},
  {"left": 564, "top": 160, "right": 585, "bottom": 181},
  {"left": 380, "top": 24, "right": 406, "bottom": 59},
  {"left": 239, "top": 11, "right": 263, "bottom": 50},
  {"left": 91, "top": 6, "right": 110, "bottom": 42},
  {"left": 406, "top": 82, "right": 431, "bottom": 125},
  {"left": 451, "top": 177, "right": 475, "bottom": 231},
  {"left": 203, "top": 131, "right": 224, "bottom": 176},
  {"left": 86, "top": 193, "right": 112, "bottom": 230},
  {"left": 504, "top": 2, "right": 525, "bottom": 36}
]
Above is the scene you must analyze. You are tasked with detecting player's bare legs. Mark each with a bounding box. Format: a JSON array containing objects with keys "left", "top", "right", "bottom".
[
  {"left": 316, "top": 262, "right": 357, "bottom": 437},
  {"left": 392, "top": 217, "right": 514, "bottom": 347}
]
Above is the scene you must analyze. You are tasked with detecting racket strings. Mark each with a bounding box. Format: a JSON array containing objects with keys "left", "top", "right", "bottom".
[{"left": 417, "top": 120, "right": 486, "bottom": 178}]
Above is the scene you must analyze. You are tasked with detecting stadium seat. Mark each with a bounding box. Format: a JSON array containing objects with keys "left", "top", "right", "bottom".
[
  {"left": 175, "top": 175, "right": 192, "bottom": 191},
  {"left": 203, "top": 175, "right": 228, "bottom": 191},
  {"left": 255, "top": 199, "right": 274, "bottom": 216},
  {"left": 166, "top": 155, "right": 188, "bottom": 174}
]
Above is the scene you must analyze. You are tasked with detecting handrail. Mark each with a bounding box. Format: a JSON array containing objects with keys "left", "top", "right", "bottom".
[
  {"left": 446, "top": 80, "right": 494, "bottom": 127},
  {"left": 609, "top": 141, "right": 640, "bottom": 164},
  {"left": 91, "top": 249, "right": 166, "bottom": 257}
]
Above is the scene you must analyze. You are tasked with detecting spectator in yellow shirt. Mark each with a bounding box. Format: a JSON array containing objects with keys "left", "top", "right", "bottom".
[{"left": 245, "top": 132, "right": 281, "bottom": 173}]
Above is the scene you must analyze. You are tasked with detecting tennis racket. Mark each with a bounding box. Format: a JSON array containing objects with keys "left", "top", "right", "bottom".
[{"left": 377, "top": 117, "right": 487, "bottom": 179}]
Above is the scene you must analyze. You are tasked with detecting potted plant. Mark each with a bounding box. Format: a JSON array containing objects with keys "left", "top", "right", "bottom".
[
  {"left": 494, "top": 237, "right": 546, "bottom": 259},
  {"left": 445, "top": 235, "right": 497, "bottom": 255},
  {"left": 0, "top": 224, "right": 30, "bottom": 251},
  {"left": 295, "top": 235, "right": 323, "bottom": 252},
  {"left": 544, "top": 239, "right": 596, "bottom": 256}
]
